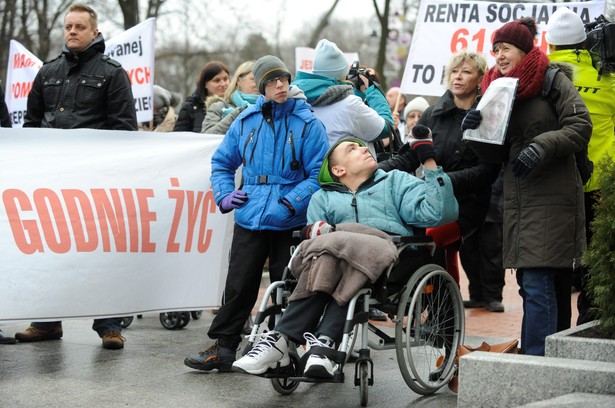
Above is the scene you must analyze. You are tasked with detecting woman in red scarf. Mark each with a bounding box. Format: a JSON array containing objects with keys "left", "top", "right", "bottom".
[{"left": 463, "top": 18, "right": 592, "bottom": 356}]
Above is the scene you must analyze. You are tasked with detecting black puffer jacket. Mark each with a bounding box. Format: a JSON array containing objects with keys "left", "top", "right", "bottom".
[
  {"left": 379, "top": 90, "right": 499, "bottom": 236},
  {"left": 0, "top": 84, "right": 11, "bottom": 127},
  {"left": 23, "top": 34, "right": 137, "bottom": 130},
  {"left": 173, "top": 90, "right": 204, "bottom": 132}
]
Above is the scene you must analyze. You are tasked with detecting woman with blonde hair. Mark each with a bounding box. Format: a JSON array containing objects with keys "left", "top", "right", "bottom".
[{"left": 202, "top": 60, "right": 259, "bottom": 135}]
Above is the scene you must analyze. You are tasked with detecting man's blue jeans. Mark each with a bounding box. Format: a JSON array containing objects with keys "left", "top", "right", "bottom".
[
  {"left": 32, "top": 318, "right": 122, "bottom": 337},
  {"left": 516, "top": 268, "right": 559, "bottom": 356}
]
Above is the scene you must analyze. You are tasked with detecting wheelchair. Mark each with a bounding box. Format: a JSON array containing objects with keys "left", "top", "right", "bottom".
[{"left": 242, "top": 234, "right": 465, "bottom": 406}]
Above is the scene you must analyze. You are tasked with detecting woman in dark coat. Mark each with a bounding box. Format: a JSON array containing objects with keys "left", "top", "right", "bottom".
[
  {"left": 173, "top": 61, "right": 229, "bottom": 132},
  {"left": 463, "top": 18, "right": 591, "bottom": 355}
]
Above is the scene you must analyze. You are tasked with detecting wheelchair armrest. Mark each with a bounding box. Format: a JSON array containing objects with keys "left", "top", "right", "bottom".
[{"left": 391, "top": 235, "right": 434, "bottom": 245}]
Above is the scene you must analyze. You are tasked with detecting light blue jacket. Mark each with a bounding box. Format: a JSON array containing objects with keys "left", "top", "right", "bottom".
[
  {"left": 211, "top": 95, "right": 329, "bottom": 231},
  {"left": 308, "top": 168, "right": 459, "bottom": 236}
]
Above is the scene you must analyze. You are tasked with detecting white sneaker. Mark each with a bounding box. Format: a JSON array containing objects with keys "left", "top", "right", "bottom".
[
  {"left": 232, "top": 331, "right": 289, "bottom": 375},
  {"left": 302, "top": 333, "right": 337, "bottom": 379}
]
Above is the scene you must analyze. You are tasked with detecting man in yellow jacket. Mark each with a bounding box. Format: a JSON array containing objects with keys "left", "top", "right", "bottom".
[{"left": 546, "top": 7, "right": 615, "bottom": 325}]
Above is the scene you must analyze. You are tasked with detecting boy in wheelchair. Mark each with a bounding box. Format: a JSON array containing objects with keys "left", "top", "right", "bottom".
[{"left": 232, "top": 127, "right": 458, "bottom": 379}]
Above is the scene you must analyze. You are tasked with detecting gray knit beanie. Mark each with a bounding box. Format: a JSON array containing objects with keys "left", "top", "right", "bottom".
[
  {"left": 253, "top": 55, "right": 291, "bottom": 95},
  {"left": 153, "top": 85, "right": 172, "bottom": 110}
]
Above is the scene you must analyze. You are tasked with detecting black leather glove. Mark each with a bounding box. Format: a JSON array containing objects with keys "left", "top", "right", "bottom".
[
  {"left": 407, "top": 124, "right": 436, "bottom": 164},
  {"left": 512, "top": 143, "right": 544, "bottom": 178},
  {"left": 461, "top": 109, "right": 482, "bottom": 131}
]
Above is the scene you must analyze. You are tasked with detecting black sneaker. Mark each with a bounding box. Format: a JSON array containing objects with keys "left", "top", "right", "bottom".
[
  {"left": 184, "top": 342, "right": 236, "bottom": 372},
  {"left": 462, "top": 299, "right": 485, "bottom": 309},
  {"left": 486, "top": 301, "right": 505, "bottom": 313}
]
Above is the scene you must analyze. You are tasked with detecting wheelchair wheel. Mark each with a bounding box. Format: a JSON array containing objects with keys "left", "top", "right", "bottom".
[
  {"left": 159, "top": 312, "right": 182, "bottom": 330},
  {"left": 395, "top": 264, "right": 464, "bottom": 395},
  {"left": 190, "top": 311, "right": 202, "bottom": 320},
  {"left": 271, "top": 352, "right": 301, "bottom": 395},
  {"left": 118, "top": 316, "right": 134, "bottom": 328},
  {"left": 358, "top": 361, "right": 369, "bottom": 406},
  {"left": 178, "top": 312, "right": 191, "bottom": 328}
]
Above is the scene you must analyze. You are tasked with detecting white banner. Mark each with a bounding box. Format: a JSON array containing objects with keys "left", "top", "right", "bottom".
[
  {"left": 295, "top": 46, "right": 359, "bottom": 73},
  {"left": 400, "top": 0, "right": 606, "bottom": 96},
  {"left": 0, "top": 129, "right": 233, "bottom": 321},
  {"left": 3, "top": 19, "right": 156, "bottom": 128},
  {"left": 4, "top": 40, "right": 43, "bottom": 128},
  {"left": 105, "top": 18, "right": 156, "bottom": 123}
]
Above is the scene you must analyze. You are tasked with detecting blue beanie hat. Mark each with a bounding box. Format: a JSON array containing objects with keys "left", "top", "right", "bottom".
[{"left": 313, "top": 39, "right": 350, "bottom": 80}]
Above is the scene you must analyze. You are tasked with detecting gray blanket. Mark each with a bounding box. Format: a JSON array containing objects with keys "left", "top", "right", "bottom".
[{"left": 289, "top": 223, "right": 399, "bottom": 306}]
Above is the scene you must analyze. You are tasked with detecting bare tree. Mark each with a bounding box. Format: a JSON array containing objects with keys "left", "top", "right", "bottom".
[
  {"left": 307, "top": 0, "right": 341, "bottom": 47},
  {"left": 118, "top": 0, "right": 139, "bottom": 29},
  {"left": 372, "top": 0, "right": 392, "bottom": 90},
  {"left": 31, "top": 0, "right": 73, "bottom": 60}
]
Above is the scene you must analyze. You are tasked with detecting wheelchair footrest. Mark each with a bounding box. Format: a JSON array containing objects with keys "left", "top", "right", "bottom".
[
  {"left": 257, "top": 364, "right": 297, "bottom": 379},
  {"left": 288, "top": 372, "right": 345, "bottom": 383}
]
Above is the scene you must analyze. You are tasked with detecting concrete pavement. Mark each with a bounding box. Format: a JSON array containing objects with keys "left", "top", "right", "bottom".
[{"left": 0, "top": 271, "right": 579, "bottom": 407}]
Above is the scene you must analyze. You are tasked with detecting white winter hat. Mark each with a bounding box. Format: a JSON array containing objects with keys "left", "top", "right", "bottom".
[
  {"left": 403, "top": 97, "right": 430, "bottom": 119},
  {"left": 313, "top": 39, "right": 350, "bottom": 80},
  {"left": 546, "top": 7, "right": 587, "bottom": 46}
]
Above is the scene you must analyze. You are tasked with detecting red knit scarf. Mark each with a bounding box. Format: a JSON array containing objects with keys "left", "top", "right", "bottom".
[{"left": 481, "top": 47, "right": 549, "bottom": 101}]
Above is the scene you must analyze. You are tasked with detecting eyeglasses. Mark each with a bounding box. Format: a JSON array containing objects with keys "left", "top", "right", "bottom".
[{"left": 265, "top": 75, "right": 290, "bottom": 88}]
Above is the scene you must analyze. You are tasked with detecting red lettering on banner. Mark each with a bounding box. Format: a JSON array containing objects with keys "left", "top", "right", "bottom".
[
  {"left": 197, "top": 189, "right": 216, "bottom": 253},
  {"left": 136, "top": 189, "right": 156, "bottom": 252},
  {"left": 2, "top": 184, "right": 214, "bottom": 254},
  {"left": 166, "top": 179, "right": 216, "bottom": 253},
  {"left": 298, "top": 59, "right": 313, "bottom": 71},
  {"left": 13, "top": 53, "right": 42, "bottom": 70},
  {"left": 11, "top": 82, "right": 33, "bottom": 99},
  {"left": 2, "top": 189, "right": 44, "bottom": 254},
  {"left": 62, "top": 189, "right": 98, "bottom": 252},
  {"left": 33, "top": 189, "right": 71, "bottom": 254},
  {"left": 126, "top": 66, "right": 152, "bottom": 85},
  {"left": 91, "top": 189, "right": 128, "bottom": 252}
]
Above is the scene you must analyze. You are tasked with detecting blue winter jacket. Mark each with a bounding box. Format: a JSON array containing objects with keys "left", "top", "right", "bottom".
[{"left": 211, "top": 95, "right": 329, "bottom": 231}]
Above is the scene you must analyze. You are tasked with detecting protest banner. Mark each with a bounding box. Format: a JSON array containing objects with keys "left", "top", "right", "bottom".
[
  {"left": 3, "top": 18, "right": 156, "bottom": 127},
  {"left": 400, "top": 0, "right": 606, "bottom": 96},
  {"left": 105, "top": 18, "right": 156, "bottom": 123},
  {"left": 4, "top": 40, "right": 43, "bottom": 128},
  {"left": 295, "top": 46, "right": 359, "bottom": 73},
  {"left": 0, "top": 129, "right": 233, "bottom": 321}
]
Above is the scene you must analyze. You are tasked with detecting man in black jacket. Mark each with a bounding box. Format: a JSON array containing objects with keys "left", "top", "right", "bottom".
[
  {"left": 23, "top": 4, "right": 137, "bottom": 130},
  {"left": 0, "top": 83, "right": 11, "bottom": 128},
  {"left": 17, "top": 3, "right": 137, "bottom": 350}
]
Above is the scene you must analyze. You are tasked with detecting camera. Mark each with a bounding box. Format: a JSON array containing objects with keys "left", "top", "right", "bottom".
[
  {"left": 584, "top": 14, "right": 615, "bottom": 79},
  {"left": 346, "top": 61, "right": 367, "bottom": 89}
]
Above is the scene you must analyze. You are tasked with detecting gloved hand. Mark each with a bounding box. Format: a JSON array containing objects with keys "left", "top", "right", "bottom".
[
  {"left": 461, "top": 109, "right": 482, "bottom": 131},
  {"left": 219, "top": 190, "right": 248, "bottom": 213},
  {"left": 407, "top": 124, "right": 436, "bottom": 164},
  {"left": 301, "top": 221, "right": 336, "bottom": 240},
  {"left": 512, "top": 143, "right": 544, "bottom": 178},
  {"left": 279, "top": 198, "right": 295, "bottom": 215}
]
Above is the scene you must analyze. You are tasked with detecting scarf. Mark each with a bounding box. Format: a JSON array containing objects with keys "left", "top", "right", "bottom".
[
  {"left": 481, "top": 47, "right": 549, "bottom": 101},
  {"left": 222, "top": 91, "right": 259, "bottom": 117}
]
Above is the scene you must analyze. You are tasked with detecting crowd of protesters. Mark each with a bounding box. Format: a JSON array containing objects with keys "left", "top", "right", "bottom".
[{"left": 2, "top": 3, "right": 613, "bottom": 369}]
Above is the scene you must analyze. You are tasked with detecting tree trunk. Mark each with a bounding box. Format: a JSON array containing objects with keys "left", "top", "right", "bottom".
[
  {"left": 119, "top": 0, "right": 140, "bottom": 29},
  {"left": 372, "top": 0, "right": 391, "bottom": 90},
  {"left": 308, "top": 0, "right": 340, "bottom": 48}
]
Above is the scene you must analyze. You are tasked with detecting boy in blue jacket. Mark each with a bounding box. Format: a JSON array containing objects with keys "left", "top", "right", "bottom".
[{"left": 184, "top": 56, "right": 329, "bottom": 372}]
